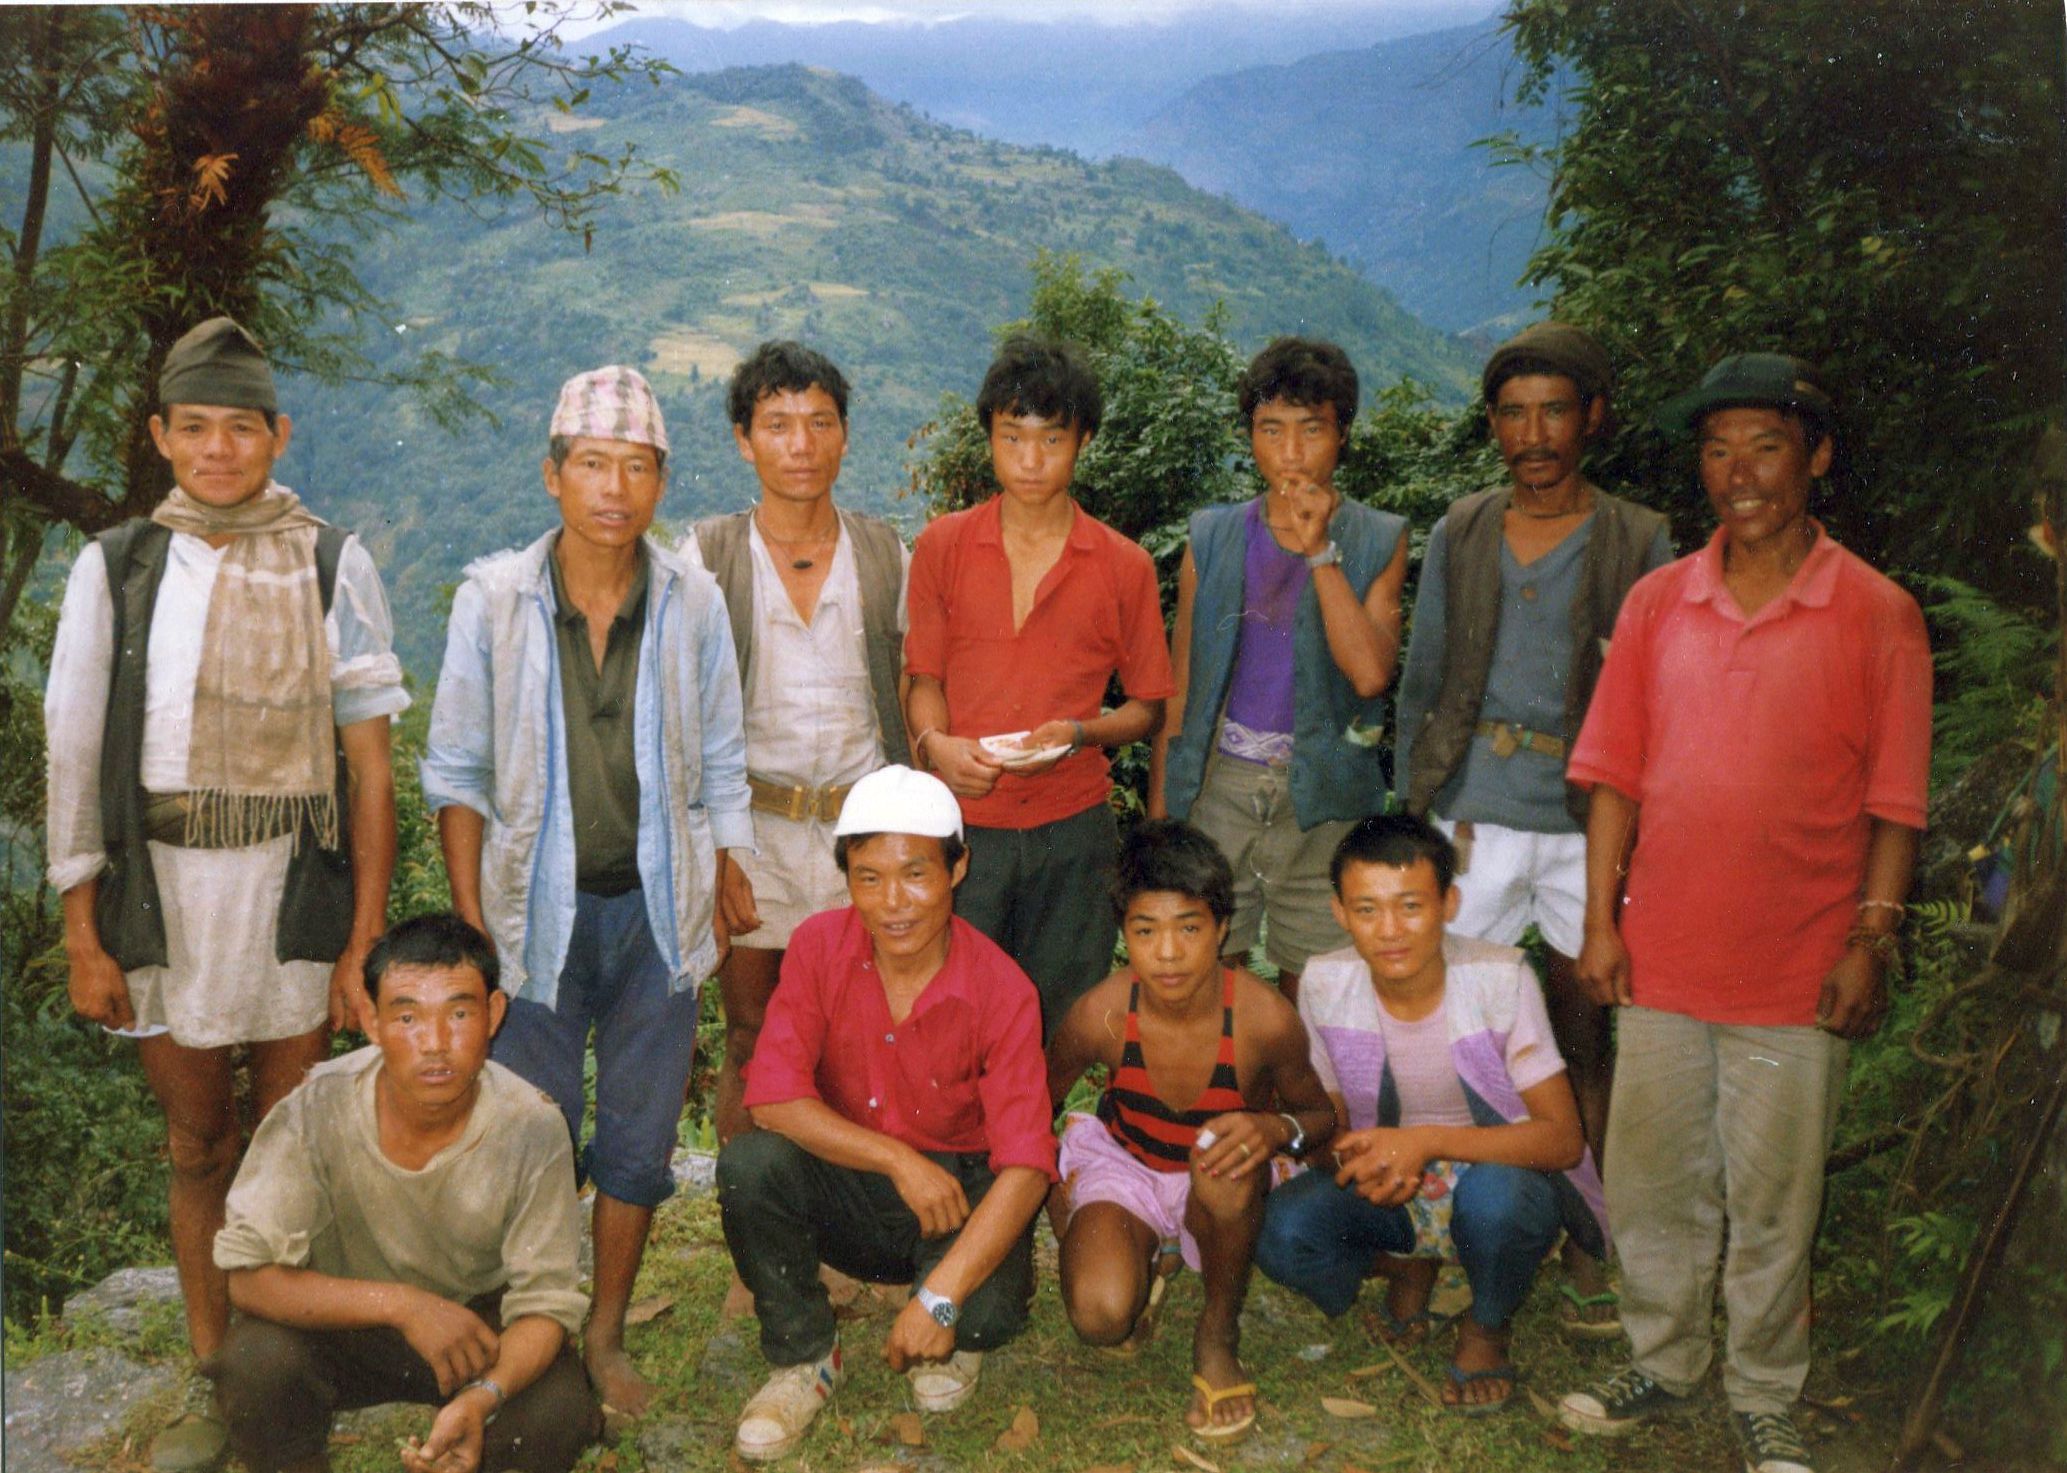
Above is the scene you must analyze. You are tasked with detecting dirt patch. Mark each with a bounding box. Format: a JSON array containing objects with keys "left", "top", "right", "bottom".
[
  {"left": 648, "top": 329, "right": 742, "bottom": 380},
  {"left": 711, "top": 105, "right": 799, "bottom": 140},
  {"left": 688, "top": 205, "right": 841, "bottom": 237},
  {"left": 543, "top": 112, "right": 605, "bottom": 134}
]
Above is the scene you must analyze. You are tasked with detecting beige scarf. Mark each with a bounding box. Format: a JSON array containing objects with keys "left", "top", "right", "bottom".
[{"left": 151, "top": 484, "right": 338, "bottom": 850}]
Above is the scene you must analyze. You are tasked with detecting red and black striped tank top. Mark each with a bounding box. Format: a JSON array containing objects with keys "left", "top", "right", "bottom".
[{"left": 1095, "top": 968, "right": 1245, "bottom": 1173}]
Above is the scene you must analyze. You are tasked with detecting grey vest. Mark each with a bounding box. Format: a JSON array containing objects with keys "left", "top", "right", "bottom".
[
  {"left": 92, "top": 519, "right": 355, "bottom": 972},
  {"left": 1404, "top": 485, "right": 1668, "bottom": 826},
  {"left": 693, "top": 508, "right": 910, "bottom": 767}
]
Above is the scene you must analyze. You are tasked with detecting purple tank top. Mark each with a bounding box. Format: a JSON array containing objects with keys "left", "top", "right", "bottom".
[{"left": 1221, "top": 498, "right": 1307, "bottom": 739}]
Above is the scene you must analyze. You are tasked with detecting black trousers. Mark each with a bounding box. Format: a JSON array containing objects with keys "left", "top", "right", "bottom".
[
  {"left": 213, "top": 1295, "right": 599, "bottom": 1473},
  {"left": 717, "top": 1129, "right": 1036, "bottom": 1366}
]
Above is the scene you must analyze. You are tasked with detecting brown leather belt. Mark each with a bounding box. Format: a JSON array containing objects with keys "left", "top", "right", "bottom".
[
  {"left": 747, "top": 775, "right": 853, "bottom": 824},
  {"left": 1474, "top": 720, "right": 1568, "bottom": 761}
]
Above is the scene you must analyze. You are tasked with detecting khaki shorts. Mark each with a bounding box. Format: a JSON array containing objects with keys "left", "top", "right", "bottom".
[
  {"left": 731, "top": 810, "right": 849, "bottom": 951},
  {"left": 1188, "top": 753, "right": 1353, "bottom": 975}
]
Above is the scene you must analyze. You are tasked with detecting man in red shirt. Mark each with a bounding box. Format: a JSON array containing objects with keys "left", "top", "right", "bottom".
[
  {"left": 905, "top": 335, "right": 1175, "bottom": 1033},
  {"left": 1555, "top": 355, "right": 1932, "bottom": 1473},
  {"left": 716, "top": 765, "right": 1056, "bottom": 1463}
]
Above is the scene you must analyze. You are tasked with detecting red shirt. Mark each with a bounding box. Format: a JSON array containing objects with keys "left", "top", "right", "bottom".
[
  {"left": 1567, "top": 528, "right": 1932, "bottom": 1025},
  {"left": 742, "top": 908, "right": 1060, "bottom": 1178},
  {"left": 905, "top": 496, "right": 1175, "bottom": 830}
]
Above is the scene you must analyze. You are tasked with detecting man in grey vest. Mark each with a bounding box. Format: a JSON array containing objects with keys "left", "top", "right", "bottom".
[
  {"left": 1393, "top": 322, "right": 1671, "bottom": 1338},
  {"left": 681, "top": 341, "right": 910, "bottom": 1153},
  {"left": 423, "top": 365, "right": 751, "bottom": 1419},
  {"left": 43, "top": 316, "right": 407, "bottom": 1470}
]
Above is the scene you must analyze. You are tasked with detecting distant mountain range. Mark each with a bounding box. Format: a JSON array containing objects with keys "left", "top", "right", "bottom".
[
  {"left": 276, "top": 65, "right": 1476, "bottom": 678},
  {"left": 583, "top": 8, "right": 1552, "bottom": 332}
]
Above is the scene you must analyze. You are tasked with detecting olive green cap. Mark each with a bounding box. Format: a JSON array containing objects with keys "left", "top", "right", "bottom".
[
  {"left": 159, "top": 316, "right": 277, "bottom": 413},
  {"left": 1655, "top": 353, "right": 1833, "bottom": 439},
  {"left": 1481, "top": 322, "right": 1613, "bottom": 404}
]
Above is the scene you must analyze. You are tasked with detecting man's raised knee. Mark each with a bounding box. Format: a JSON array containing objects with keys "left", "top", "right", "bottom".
[{"left": 1062, "top": 1272, "right": 1142, "bottom": 1347}]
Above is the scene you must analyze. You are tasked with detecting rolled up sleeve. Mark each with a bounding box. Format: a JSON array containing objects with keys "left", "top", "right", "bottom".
[
  {"left": 975, "top": 976, "right": 1060, "bottom": 1180},
  {"left": 214, "top": 1092, "right": 331, "bottom": 1272},
  {"left": 740, "top": 927, "right": 832, "bottom": 1109},
  {"left": 327, "top": 538, "right": 410, "bottom": 728},
  {"left": 496, "top": 1120, "right": 590, "bottom": 1335},
  {"left": 45, "top": 544, "right": 115, "bottom": 894}
]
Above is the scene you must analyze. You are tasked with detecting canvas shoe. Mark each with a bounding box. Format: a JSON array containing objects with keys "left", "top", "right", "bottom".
[
  {"left": 1733, "top": 1409, "right": 1817, "bottom": 1473},
  {"left": 1558, "top": 1365, "right": 1691, "bottom": 1436},
  {"left": 735, "top": 1341, "right": 843, "bottom": 1463},
  {"left": 907, "top": 1349, "right": 983, "bottom": 1413}
]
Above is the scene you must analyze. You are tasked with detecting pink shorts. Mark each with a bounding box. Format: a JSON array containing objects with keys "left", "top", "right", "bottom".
[{"left": 1057, "top": 1113, "right": 1292, "bottom": 1272}]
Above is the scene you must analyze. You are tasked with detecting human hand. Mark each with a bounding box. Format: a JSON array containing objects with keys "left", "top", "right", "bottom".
[
  {"left": 890, "top": 1151, "right": 971, "bottom": 1237},
  {"left": 393, "top": 1290, "right": 499, "bottom": 1396},
  {"left": 1333, "top": 1127, "right": 1429, "bottom": 1207},
  {"left": 1192, "top": 1112, "right": 1280, "bottom": 1181},
  {"left": 717, "top": 852, "right": 762, "bottom": 938},
  {"left": 1001, "top": 719, "right": 1080, "bottom": 777},
  {"left": 400, "top": 1391, "right": 488, "bottom": 1473},
  {"left": 1267, "top": 478, "right": 1341, "bottom": 558},
  {"left": 328, "top": 936, "right": 374, "bottom": 1035},
  {"left": 1574, "top": 922, "right": 1633, "bottom": 1008},
  {"left": 926, "top": 735, "right": 1005, "bottom": 798},
  {"left": 884, "top": 1296, "right": 956, "bottom": 1370},
  {"left": 1816, "top": 946, "right": 1889, "bottom": 1038},
  {"left": 67, "top": 945, "right": 135, "bottom": 1031}
]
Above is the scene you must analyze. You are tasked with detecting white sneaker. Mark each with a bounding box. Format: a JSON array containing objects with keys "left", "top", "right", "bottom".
[
  {"left": 736, "top": 1342, "right": 842, "bottom": 1463},
  {"left": 908, "top": 1349, "right": 983, "bottom": 1413}
]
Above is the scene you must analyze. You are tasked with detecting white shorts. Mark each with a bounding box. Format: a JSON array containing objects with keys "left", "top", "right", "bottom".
[
  {"left": 1434, "top": 818, "right": 1586, "bottom": 959},
  {"left": 730, "top": 810, "right": 849, "bottom": 951}
]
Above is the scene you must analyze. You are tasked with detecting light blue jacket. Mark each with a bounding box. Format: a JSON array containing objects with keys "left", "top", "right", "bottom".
[{"left": 421, "top": 532, "right": 754, "bottom": 1007}]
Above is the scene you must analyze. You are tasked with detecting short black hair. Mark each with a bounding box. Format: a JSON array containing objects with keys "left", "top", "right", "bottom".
[
  {"left": 975, "top": 334, "right": 1102, "bottom": 436},
  {"left": 160, "top": 404, "right": 280, "bottom": 433},
  {"left": 833, "top": 831, "right": 969, "bottom": 876},
  {"left": 728, "top": 340, "right": 851, "bottom": 430},
  {"left": 1329, "top": 813, "right": 1457, "bottom": 896},
  {"left": 1238, "top": 337, "right": 1358, "bottom": 433},
  {"left": 1696, "top": 402, "right": 1834, "bottom": 457},
  {"left": 546, "top": 434, "right": 667, "bottom": 473},
  {"left": 362, "top": 913, "right": 501, "bottom": 1003},
  {"left": 1110, "top": 819, "right": 1234, "bottom": 925},
  {"left": 1483, "top": 354, "right": 1601, "bottom": 411}
]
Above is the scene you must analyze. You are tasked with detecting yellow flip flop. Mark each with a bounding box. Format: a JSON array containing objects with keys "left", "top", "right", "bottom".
[{"left": 1189, "top": 1374, "right": 1258, "bottom": 1444}]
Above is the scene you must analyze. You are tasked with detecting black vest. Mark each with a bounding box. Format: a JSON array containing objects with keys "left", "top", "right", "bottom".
[{"left": 92, "top": 519, "right": 356, "bottom": 971}]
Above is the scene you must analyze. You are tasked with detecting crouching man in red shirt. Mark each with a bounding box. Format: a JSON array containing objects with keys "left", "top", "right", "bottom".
[{"left": 716, "top": 764, "right": 1057, "bottom": 1463}]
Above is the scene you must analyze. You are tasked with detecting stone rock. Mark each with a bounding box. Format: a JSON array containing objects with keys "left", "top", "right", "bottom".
[
  {"left": 671, "top": 1148, "right": 718, "bottom": 1194},
  {"left": 2, "top": 1347, "right": 178, "bottom": 1473},
  {"left": 636, "top": 1414, "right": 718, "bottom": 1466},
  {"left": 64, "top": 1265, "right": 181, "bottom": 1338}
]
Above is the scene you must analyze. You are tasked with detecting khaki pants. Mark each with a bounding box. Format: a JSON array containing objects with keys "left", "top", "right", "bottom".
[{"left": 1605, "top": 1006, "right": 1847, "bottom": 1414}]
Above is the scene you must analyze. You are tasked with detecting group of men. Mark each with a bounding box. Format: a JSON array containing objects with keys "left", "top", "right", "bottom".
[{"left": 46, "top": 310, "right": 1929, "bottom": 1473}]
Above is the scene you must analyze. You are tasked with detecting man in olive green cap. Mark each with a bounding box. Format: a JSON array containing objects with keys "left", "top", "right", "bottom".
[
  {"left": 1392, "top": 322, "right": 1673, "bottom": 1356},
  {"left": 44, "top": 315, "right": 407, "bottom": 1470}
]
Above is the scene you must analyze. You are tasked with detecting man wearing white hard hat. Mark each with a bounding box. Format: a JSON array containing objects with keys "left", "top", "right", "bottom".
[
  {"left": 422, "top": 365, "right": 752, "bottom": 1417},
  {"left": 716, "top": 765, "right": 1055, "bottom": 1463}
]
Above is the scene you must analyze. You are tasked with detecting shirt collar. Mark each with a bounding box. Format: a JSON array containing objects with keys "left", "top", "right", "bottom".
[
  {"left": 1681, "top": 521, "right": 1840, "bottom": 616},
  {"left": 833, "top": 906, "right": 973, "bottom": 1021},
  {"left": 547, "top": 534, "right": 649, "bottom": 630},
  {"left": 970, "top": 493, "right": 1088, "bottom": 549}
]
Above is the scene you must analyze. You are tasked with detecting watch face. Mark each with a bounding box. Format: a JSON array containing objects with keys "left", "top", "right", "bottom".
[{"left": 929, "top": 1300, "right": 957, "bottom": 1327}]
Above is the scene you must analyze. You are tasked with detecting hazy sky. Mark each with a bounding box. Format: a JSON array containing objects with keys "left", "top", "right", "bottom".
[{"left": 562, "top": 0, "right": 1491, "bottom": 35}]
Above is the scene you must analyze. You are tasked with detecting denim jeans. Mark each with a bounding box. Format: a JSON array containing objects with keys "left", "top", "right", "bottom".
[{"left": 1255, "top": 1161, "right": 1566, "bottom": 1328}]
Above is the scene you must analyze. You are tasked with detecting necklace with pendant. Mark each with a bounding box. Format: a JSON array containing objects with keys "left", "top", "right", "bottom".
[{"left": 756, "top": 510, "right": 837, "bottom": 570}]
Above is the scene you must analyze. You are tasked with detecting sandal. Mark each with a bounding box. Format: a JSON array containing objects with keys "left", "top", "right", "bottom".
[
  {"left": 1189, "top": 1373, "right": 1258, "bottom": 1444},
  {"left": 1362, "top": 1304, "right": 1453, "bottom": 1348},
  {"left": 1557, "top": 1281, "right": 1624, "bottom": 1342},
  {"left": 1443, "top": 1360, "right": 1519, "bottom": 1417}
]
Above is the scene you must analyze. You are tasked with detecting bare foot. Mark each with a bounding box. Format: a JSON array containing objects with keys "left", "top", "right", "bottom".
[
  {"left": 721, "top": 1271, "right": 756, "bottom": 1320},
  {"left": 1185, "top": 1336, "right": 1255, "bottom": 1437},
  {"left": 1361, "top": 1254, "right": 1443, "bottom": 1346},
  {"left": 585, "top": 1341, "right": 656, "bottom": 1418},
  {"left": 1440, "top": 1320, "right": 1516, "bottom": 1412}
]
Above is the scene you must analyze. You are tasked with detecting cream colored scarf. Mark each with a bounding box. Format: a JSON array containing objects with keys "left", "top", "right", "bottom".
[{"left": 150, "top": 484, "right": 338, "bottom": 849}]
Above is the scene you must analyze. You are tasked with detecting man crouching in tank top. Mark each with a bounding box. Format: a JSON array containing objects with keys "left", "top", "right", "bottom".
[{"left": 1046, "top": 821, "right": 1336, "bottom": 1446}]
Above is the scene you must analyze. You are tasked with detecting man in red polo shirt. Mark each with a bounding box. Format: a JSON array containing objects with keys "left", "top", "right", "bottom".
[
  {"left": 905, "top": 335, "right": 1175, "bottom": 1033},
  {"left": 716, "top": 765, "right": 1056, "bottom": 1463},
  {"left": 1554, "top": 355, "right": 1931, "bottom": 1473}
]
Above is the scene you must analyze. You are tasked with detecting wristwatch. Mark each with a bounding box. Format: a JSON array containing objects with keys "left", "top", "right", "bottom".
[
  {"left": 1278, "top": 1111, "right": 1308, "bottom": 1157},
  {"left": 1305, "top": 542, "right": 1343, "bottom": 569},
  {"left": 915, "top": 1285, "right": 959, "bottom": 1328},
  {"left": 460, "top": 1376, "right": 506, "bottom": 1426}
]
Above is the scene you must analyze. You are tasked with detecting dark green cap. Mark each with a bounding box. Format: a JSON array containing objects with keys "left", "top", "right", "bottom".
[
  {"left": 1655, "top": 352, "right": 1833, "bottom": 439},
  {"left": 159, "top": 316, "right": 277, "bottom": 413},
  {"left": 1481, "top": 322, "right": 1613, "bottom": 404}
]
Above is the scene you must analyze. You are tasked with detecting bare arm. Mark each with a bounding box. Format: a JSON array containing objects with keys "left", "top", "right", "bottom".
[
  {"left": 61, "top": 879, "right": 134, "bottom": 1031},
  {"left": 1044, "top": 988, "right": 1110, "bottom": 1108},
  {"left": 404, "top": 1315, "right": 567, "bottom": 1473},
  {"left": 438, "top": 803, "right": 489, "bottom": 934},
  {"left": 1335, "top": 1072, "right": 1584, "bottom": 1205},
  {"left": 1146, "top": 545, "right": 1198, "bottom": 819},
  {"left": 229, "top": 1264, "right": 499, "bottom": 1395},
  {"left": 1195, "top": 980, "right": 1338, "bottom": 1179},
  {"left": 750, "top": 1097, "right": 972, "bottom": 1237},
  {"left": 1575, "top": 782, "right": 1640, "bottom": 1007},
  {"left": 331, "top": 716, "right": 397, "bottom": 1032},
  {"left": 1314, "top": 525, "right": 1406, "bottom": 699},
  {"left": 905, "top": 673, "right": 1002, "bottom": 797},
  {"left": 1816, "top": 818, "right": 1920, "bottom": 1038}
]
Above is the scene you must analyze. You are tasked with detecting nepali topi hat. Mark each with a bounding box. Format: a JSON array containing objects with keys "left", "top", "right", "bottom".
[
  {"left": 159, "top": 317, "right": 277, "bottom": 413},
  {"left": 551, "top": 365, "right": 670, "bottom": 455}
]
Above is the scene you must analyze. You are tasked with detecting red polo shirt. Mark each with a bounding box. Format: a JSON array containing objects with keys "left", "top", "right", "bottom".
[
  {"left": 1567, "top": 527, "right": 1932, "bottom": 1026},
  {"left": 742, "top": 908, "right": 1060, "bottom": 1179},
  {"left": 905, "top": 496, "right": 1175, "bottom": 830}
]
